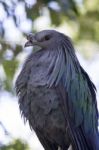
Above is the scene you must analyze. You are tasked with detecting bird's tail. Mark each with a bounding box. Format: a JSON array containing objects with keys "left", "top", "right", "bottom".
[
  {"left": 69, "top": 125, "right": 99, "bottom": 150},
  {"left": 68, "top": 125, "right": 88, "bottom": 150},
  {"left": 57, "top": 84, "right": 99, "bottom": 150}
]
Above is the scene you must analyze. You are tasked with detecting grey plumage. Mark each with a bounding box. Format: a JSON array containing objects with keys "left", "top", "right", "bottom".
[{"left": 15, "top": 30, "right": 99, "bottom": 150}]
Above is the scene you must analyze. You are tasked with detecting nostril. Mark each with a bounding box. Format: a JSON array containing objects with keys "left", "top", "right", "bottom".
[{"left": 27, "top": 33, "right": 34, "bottom": 41}]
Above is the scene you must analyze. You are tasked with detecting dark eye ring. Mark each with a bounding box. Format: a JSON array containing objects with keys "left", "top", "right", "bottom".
[{"left": 44, "top": 35, "right": 50, "bottom": 41}]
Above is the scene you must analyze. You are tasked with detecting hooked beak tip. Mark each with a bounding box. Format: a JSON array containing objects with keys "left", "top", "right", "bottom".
[
  {"left": 24, "top": 33, "right": 37, "bottom": 47},
  {"left": 24, "top": 41, "right": 33, "bottom": 47}
]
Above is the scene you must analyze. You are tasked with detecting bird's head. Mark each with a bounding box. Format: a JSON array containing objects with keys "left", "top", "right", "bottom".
[{"left": 25, "top": 30, "right": 64, "bottom": 49}]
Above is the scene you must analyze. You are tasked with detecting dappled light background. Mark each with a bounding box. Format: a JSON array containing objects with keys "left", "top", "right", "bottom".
[{"left": 0, "top": 0, "right": 99, "bottom": 149}]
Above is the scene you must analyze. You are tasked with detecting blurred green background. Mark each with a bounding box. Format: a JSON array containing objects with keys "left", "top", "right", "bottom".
[{"left": 0, "top": 0, "right": 99, "bottom": 149}]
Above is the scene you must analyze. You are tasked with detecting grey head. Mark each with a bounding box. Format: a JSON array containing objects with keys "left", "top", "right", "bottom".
[{"left": 25, "top": 30, "right": 65, "bottom": 49}]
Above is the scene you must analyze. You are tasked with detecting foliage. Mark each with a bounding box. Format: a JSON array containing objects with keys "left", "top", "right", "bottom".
[
  {"left": 0, "top": 0, "right": 99, "bottom": 148},
  {"left": 0, "top": 139, "right": 30, "bottom": 150},
  {"left": 0, "top": 0, "right": 99, "bottom": 92}
]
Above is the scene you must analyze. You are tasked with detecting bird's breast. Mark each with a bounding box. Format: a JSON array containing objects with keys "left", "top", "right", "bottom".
[
  {"left": 28, "top": 50, "right": 57, "bottom": 87},
  {"left": 28, "top": 86, "right": 66, "bottom": 133}
]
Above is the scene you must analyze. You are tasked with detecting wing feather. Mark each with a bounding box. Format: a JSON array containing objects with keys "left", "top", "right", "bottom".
[{"left": 47, "top": 36, "right": 98, "bottom": 149}]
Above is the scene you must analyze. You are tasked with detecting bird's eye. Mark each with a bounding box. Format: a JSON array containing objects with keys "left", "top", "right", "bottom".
[{"left": 44, "top": 35, "right": 50, "bottom": 41}]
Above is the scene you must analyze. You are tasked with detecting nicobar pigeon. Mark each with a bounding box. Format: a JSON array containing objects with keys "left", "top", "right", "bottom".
[{"left": 15, "top": 30, "right": 99, "bottom": 150}]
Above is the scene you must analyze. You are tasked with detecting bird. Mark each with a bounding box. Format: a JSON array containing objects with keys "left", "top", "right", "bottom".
[{"left": 15, "top": 30, "right": 99, "bottom": 150}]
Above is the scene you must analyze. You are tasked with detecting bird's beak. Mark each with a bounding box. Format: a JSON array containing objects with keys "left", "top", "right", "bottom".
[
  {"left": 24, "top": 33, "right": 38, "bottom": 47},
  {"left": 24, "top": 41, "right": 33, "bottom": 47}
]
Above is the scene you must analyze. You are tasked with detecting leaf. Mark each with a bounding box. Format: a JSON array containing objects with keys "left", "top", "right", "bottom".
[
  {"left": 26, "top": 4, "right": 40, "bottom": 20},
  {"left": 2, "top": 59, "right": 18, "bottom": 80},
  {"left": 14, "top": 45, "right": 23, "bottom": 56},
  {"left": 49, "top": 8, "right": 61, "bottom": 25}
]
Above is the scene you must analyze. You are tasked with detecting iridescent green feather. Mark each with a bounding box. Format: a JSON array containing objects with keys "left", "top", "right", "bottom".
[{"left": 48, "top": 36, "right": 98, "bottom": 134}]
